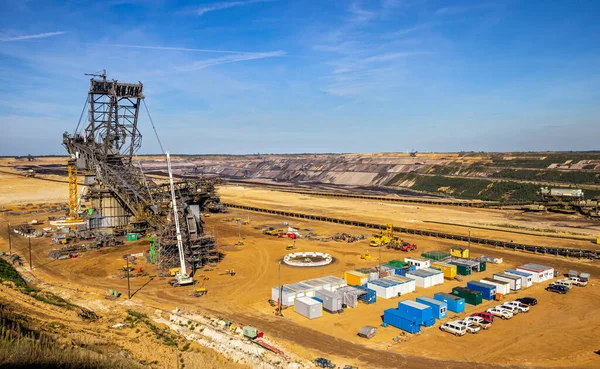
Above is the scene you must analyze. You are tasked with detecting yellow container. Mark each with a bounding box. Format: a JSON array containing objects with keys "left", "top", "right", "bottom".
[
  {"left": 597, "top": 237, "right": 600, "bottom": 245},
  {"left": 432, "top": 262, "right": 457, "bottom": 279},
  {"left": 450, "top": 247, "right": 469, "bottom": 258},
  {"left": 344, "top": 271, "right": 368, "bottom": 286}
]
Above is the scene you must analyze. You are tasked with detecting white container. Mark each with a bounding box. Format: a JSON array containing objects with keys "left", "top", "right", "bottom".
[
  {"left": 295, "top": 296, "right": 322, "bottom": 319},
  {"left": 493, "top": 273, "right": 522, "bottom": 291},
  {"left": 479, "top": 278, "right": 510, "bottom": 295},
  {"left": 404, "top": 257, "right": 431, "bottom": 270}
]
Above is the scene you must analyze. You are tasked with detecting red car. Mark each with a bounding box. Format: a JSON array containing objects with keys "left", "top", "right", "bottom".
[{"left": 471, "top": 312, "right": 495, "bottom": 323}]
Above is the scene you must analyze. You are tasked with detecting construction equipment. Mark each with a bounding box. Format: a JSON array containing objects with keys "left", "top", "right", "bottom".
[
  {"left": 193, "top": 286, "right": 208, "bottom": 297},
  {"left": 219, "top": 269, "right": 236, "bottom": 276},
  {"left": 360, "top": 250, "right": 371, "bottom": 259},
  {"left": 166, "top": 152, "right": 194, "bottom": 288},
  {"left": 263, "top": 227, "right": 282, "bottom": 236},
  {"left": 24, "top": 169, "right": 36, "bottom": 178},
  {"left": 369, "top": 224, "right": 401, "bottom": 248},
  {"left": 314, "top": 358, "right": 336, "bottom": 368},
  {"left": 66, "top": 160, "right": 81, "bottom": 222}
]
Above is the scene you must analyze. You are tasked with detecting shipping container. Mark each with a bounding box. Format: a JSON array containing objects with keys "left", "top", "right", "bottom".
[
  {"left": 431, "top": 262, "right": 457, "bottom": 279},
  {"left": 354, "top": 285, "right": 377, "bottom": 304},
  {"left": 344, "top": 270, "right": 369, "bottom": 286},
  {"left": 405, "top": 268, "right": 444, "bottom": 288},
  {"left": 388, "top": 259, "right": 407, "bottom": 268},
  {"left": 466, "top": 281, "right": 496, "bottom": 300},
  {"left": 367, "top": 279, "right": 399, "bottom": 299},
  {"left": 294, "top": 296, "right": 322, "bottom": 319},
  {"left": 504, "top": 269, "right": 533, "bottom": 288},
  {"left": 448, "top": 262, "right": 472, "bottom": 276},
  {"left": 434, "top": 292, "right": 465, "bottom": 313},
  {"left": 404, "top": 257, "right": 431, "bottom": 270},
  {"left": 479, "top": 278, "right": 511, "bottom": 295},
  {"left": 479, "top": 260, "right": 487, "bottom": 272},
  {"left": 452, "top": 287, "right": 483, "bottom": 306},
  {"left": 315, "top": 289, "right": 343, "bottom": 313},
  {"left": 416, "top": 296, "right": 448, "bottom": 319},
  {"left": 383, "top": 308, "right": 421, "bottom": 334},
  {"left": 421, "top": 250, "right": 451, "bottom": 261},
  {"left": 383, "top": 275, "right": 416, "bottom": 296},
  {"left": 493, "top": 273, "right": 522, "bottom": 291},
  {"left": 517, "top": 263, "right": 554, "bottom": 283},
  {"left": 396, "top": 300, "right": 435, "bottom": 327}
]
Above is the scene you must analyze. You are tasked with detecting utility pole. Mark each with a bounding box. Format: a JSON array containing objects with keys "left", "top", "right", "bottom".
[
  {"left": 378, "top": 244, "right": 382, "bottom": 278},
  {"left": 468, "top": 227, "right": 472, "bottom": 259},
  {"left": 7, "top": 223, "right": 12, "bottom": 256},
  {"left": 277, "top": 261, "right": 283, "bottom": 316},
  {"left": 126, "top": 255, "right": 131, "bottom": 299},
  {"left": 28, "top": 237, "right": 32, "bottom": 270}
]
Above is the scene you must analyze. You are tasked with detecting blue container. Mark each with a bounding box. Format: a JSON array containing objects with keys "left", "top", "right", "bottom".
[
  {"left": 433, "top": 292, "right": 465, "bottom": 313},
  {"left": 355, "top": 285, "right": 377, "bottom": 304},
  {"left": 416, "top": 296, "right": 448, "bottom": 319},
  {"left": 383, "top": 308, "right": 421, "bottom": 334},
  {"left": 396, "top": 300, "right": 435, "bottom": 327},
  {"left": 467, "top": 281, "right": 496, "bottom": 300},
  {"left": 312, "top": 297, "right": 323, "bottom": 303}
]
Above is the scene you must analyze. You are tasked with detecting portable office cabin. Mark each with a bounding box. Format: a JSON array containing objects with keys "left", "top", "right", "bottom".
[
  {"left": 517, "top": 263, "right": 554, "bottom": 283},
  {"left": 452, "top": 287, "right": 483, "bottom": 306},
  {"left": 433, "top": 292, "right": 465, "bottom": 313},
  {"left": 479, "top": 278, "right": 511, "bottom": 295},
  {"left": 320, "top": 276, "right": 347, "bottom": 291},
  {"left": 504, "top": 270, "right": 533, "bottom": 288},
  {"left": 383, "top": 308, "right": 420, "bottom": 334},
  {"left": 315, "top": 289, "right": 343, "bottom": 313},
  {"left": 405, "top": 268, "right": 444, "bottom": 288},
  {"left": 397, "top": 300, "right": 436, "bottom": 327},
  {"left": 301, "top": 278, "right": 331, "bottom": 294},
  {"left": 380, "top": 264, "right": 396, "bottom": 276},
  {"left": 448, "top": 261, "right": 471, "bottom": 276},
  {"left": 294, "top": 296, "right": 322, "bottom": 319},
  {"left": 431, "top": 262, "right": 457, "bottom": 279},
  {"left": 416, "top": 296, "right": 448, "bottom": 319},
  {"left": 404, "top": 257, "right": 431, "bottom": 270},
  {"left": 271, "top": 286, "right": 301, "bottom": 306},
  {"left": 367, "top": 279, "right": 398, "bottom": 299},
  {"left": 493, "top": 273, "right": 522, "bottom": 291},
  {"left": 450, "top": 247, "right": 469, "bottom": 258},
  {"left": 466, "top": 281, "right": 496, "bottom": 300},
  {"left": 384, "top": 275, "right": 416, "bottom": 296},
  {"left": 344, "top": 270, "right": 369, "bottom": 286},
  {"left": 355, "top": 268, "right": 379, "bottom": 281}
]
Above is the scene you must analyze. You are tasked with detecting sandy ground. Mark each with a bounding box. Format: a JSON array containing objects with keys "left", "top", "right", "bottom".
[
  {"left": 218, "top": 185, "right": 600, "bottom": 249},
  {"left": 1, "top": 175, "right": 600, "bottom": 368}
]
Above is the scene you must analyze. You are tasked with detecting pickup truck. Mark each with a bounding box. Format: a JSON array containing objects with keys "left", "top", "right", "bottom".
[
  {"left": 455, "top": 320, "right": 481, "bottom": 334},
  {"left": 568, "top": 276, "right": 588, "bottom": 287},
  {"left": 503, "top": 301, "right": 529, "bottom": 313},
  {"left": 464, "top": 316, "right": 491, "bottom": 330},
  {"left": 486, "top": 307, "right": 513, "bottom": 320},
  {"left": 497, "top": 304, "right": 520, "bottom": 315}
]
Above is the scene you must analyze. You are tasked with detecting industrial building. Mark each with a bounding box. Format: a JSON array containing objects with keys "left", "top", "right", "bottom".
[{"left": 404, "top": 257, "right": 431, "bottom": 269}]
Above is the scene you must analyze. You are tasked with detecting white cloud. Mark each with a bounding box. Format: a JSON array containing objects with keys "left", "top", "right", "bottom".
[
  {"left": 196, "top": 0, "right": 270, "bottom": 16},
  {"left": 436, "top": 4, "right": 492, "bottom": 16},
  {"left": 348, "top": 1, "right": 377, "bottom": 23},
  {"left": 87, "top": 43, "right": 262, "bottom": 54},
  {"left": 0, "top": 31, "right": 65, "bottom": 41},
  {"left": 177, "top": 51, "right": 285, "bottom": 71}
]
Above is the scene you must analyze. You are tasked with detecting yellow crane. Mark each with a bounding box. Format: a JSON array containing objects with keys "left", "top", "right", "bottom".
[
  {"left": 67, "top": 160, "right": 82, "bottom": 223},
  {"left": 369, "top": 224, "right": 396, "bottom": 247}
]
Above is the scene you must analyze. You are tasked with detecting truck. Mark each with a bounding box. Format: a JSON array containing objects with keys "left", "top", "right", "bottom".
[
  {"left": 568, "top": 276, "right": 588, "bottom": 287},
  {"left": 400, "top": 242, "right": 417, "bottom": 252}
]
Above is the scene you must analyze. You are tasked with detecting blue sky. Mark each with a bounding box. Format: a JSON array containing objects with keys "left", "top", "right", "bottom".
[{"left": 0, "top": 0, "right": 599, "bottom": 155}]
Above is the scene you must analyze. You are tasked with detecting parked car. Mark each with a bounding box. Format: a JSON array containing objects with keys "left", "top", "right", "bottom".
[
  {"left": 440, "top": 321, "right": 467, "bottom": 336},
  {"left": 546, "top": 284, "right": 569, "bottom": 294},
  {"left": 498, "top": 303, "right": 521, "bottom": 315},
  {"left": 504, "top": 301, "right": 530, "bottom": 313},
  {"left": 551, "top": 280, "right": 571, "bottom": 289},
  {"left": 486, "top": 307, "right": 513, "bottom": 320},
  {"left": 455, "top": 320, "right": 481, "bottom": 334},
  {"left": 471, "top": 312, "right": 495, "bottom": 323},
  {"left": 568, "top": 276, "right": 588, "bottom": 287},
  {"left": 515, "top": 297, "right": 537, "bottom": 306},
  {"left": 464, "top": 316, "right": 491, "bottom": 330}
]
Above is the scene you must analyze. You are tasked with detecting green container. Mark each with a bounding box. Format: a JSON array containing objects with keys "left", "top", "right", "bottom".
[
  {"left": 113, "top": 289, "right": 120, "bottom": 297},
  {"left": 479, "top": 260, "right": 487, "bottom": 272},
  {"left": 243, "top": 326, "right": 258, "bottom": 339},
  {"left": 452, "top": 287, "right": 482, "bottom": 306},
  {"left": 388, "top": 260, "right": 406, "bottom": 268},
  {"left": 449, "top": 262, "right": 472, "bottom": 276},
  {"left": 421, "top": 251, "right": 451, "bottom": 261},
  {"left": 126, "top": 233, "right": 138, "bottom": 241}
]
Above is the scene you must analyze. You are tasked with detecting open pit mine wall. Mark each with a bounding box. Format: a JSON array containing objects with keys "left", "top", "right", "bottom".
[{"left": 141, "top": 154, "right": 454, "bottom": 187}]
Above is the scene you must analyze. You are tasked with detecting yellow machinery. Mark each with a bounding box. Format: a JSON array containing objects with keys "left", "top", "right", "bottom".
[
  {"left": 194, "top": 286, "right": 208, "bottom": 297},
  {"left": 369, "top": 224, "right": 398, "bottom": 247},
  {"left": 360, "top": 250, "right": 371, "bottom": 259},
  {"left": 67, "top": 160, "right": 81, "bottom": 222},
  {"left": 169, "top": 267, "right": 181, "bottom": 276}
]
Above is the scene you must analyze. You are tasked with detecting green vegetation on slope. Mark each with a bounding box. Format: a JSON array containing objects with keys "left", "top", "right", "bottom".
[{"left": 491, "top": 169, "right": 600, "bottom": 184}]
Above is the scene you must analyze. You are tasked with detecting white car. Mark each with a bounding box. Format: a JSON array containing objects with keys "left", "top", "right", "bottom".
[
  {"left": 440, "top": 321, "right": 467, "bottom": 336},
  {"left": 551, "top": 280, "right": 572, "bottom": 290},
  {"left": 456, "top": 320, "right": 481, "bottom": 334},
  {"left": 486, "top": 307, "right": 513, "bottom": 320},
  {"left": 498, "top": 304, "right": 520, "bottom": 315},
  {"left": 464, "top": 316, "right": 491, "bottom": 330},
  {"left": 504, "top": 301, "right": 529, "bottom": 313}
]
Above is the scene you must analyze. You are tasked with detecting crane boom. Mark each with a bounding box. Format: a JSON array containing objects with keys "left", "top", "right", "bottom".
[{"left": 166, "top": 152, "right": 187, "bottom": 277}]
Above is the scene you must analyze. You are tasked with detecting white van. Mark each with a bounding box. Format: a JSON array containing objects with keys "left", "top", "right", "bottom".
[
  {"left": 440, "top": 321, "right": 467, "bottom": 336},
  {"left": 552, "top": 280, "right": 572, "bottom": 289}
]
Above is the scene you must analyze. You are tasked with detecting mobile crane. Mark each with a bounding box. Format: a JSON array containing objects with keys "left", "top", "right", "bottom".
[{"left": 166, "top": 152, "right": 194, "bottom": 287}]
